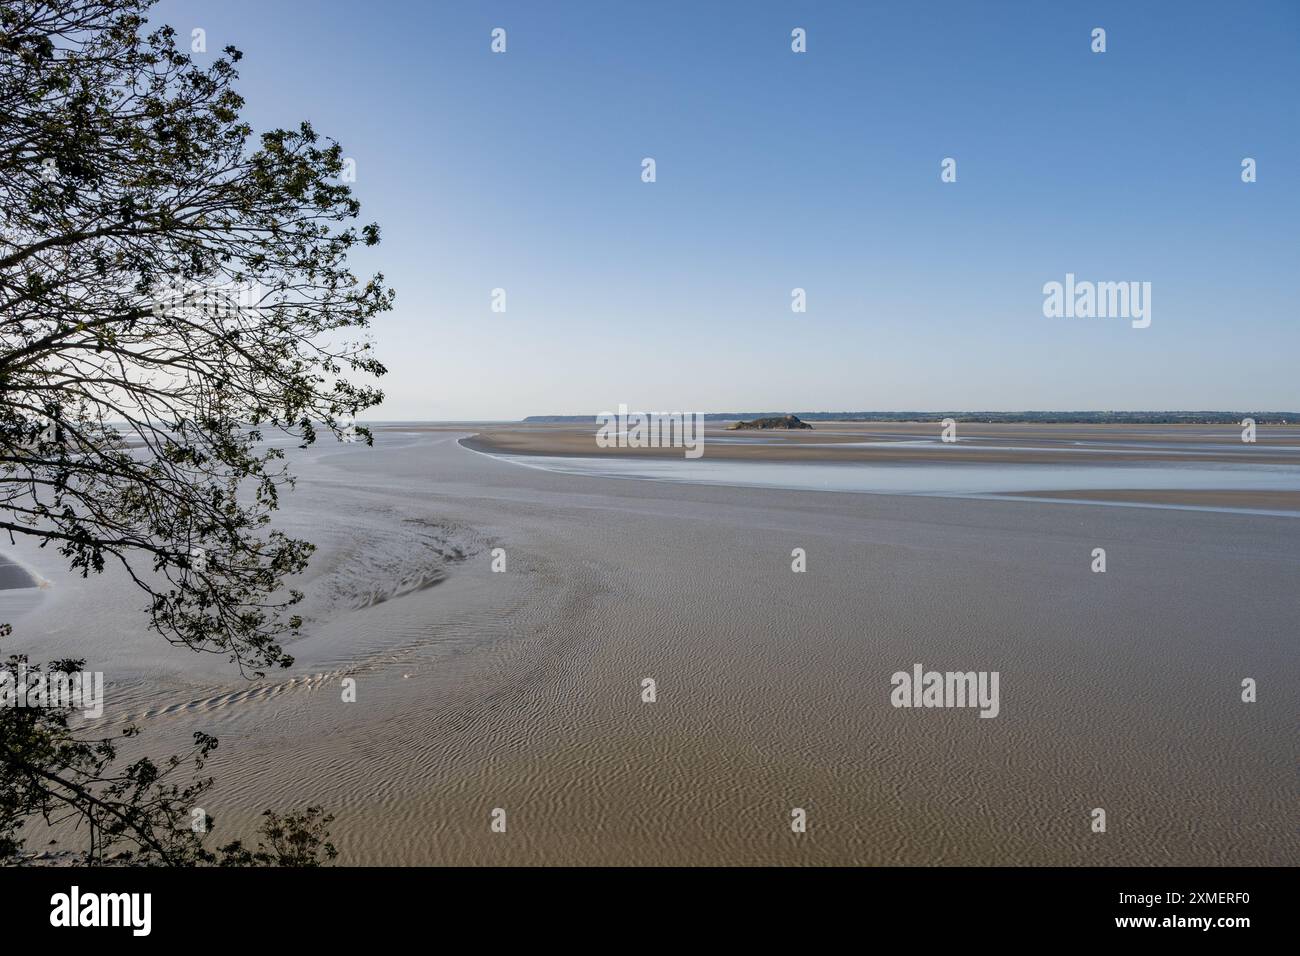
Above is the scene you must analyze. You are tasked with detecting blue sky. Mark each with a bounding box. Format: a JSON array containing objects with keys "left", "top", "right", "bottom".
[{"left": 151, "top": 0, "right": 1299, "bottom": 419}]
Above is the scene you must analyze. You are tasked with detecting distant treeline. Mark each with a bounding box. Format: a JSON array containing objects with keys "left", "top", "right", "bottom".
[{"left": 524, "top": 411, "right": 1300, "bottom": 425}]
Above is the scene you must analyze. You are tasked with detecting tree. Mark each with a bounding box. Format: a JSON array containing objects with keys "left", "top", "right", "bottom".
[
  {"left": 215, "top": 806, "right": 338, "bottom": 867},
  {"left": 0, "top": 644, "right": 338, "bottom": 864},
  {"left": 1, "top": 0, "right": 390, "bottom": 674},
  {"left": 1, "top": 633, "right": 218, "bottom": 864},
  {"left": 0, "top": 0, "right": 388, "bottom": 863}
]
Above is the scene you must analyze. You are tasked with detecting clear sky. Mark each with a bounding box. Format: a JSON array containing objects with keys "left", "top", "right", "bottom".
[{"left": 150, "top": 0, "right": 1299, "bottom": 420}]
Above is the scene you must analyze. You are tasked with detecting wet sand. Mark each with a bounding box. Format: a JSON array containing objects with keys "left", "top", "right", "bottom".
[
  {"left": 1003, "top": 489, "right": 1300, "bottom": 511},
  {"left": 457, "top": 422, "right": 1300, "bottom": 511},
  {"left": 459, "top": 421, "right": 1300, "bottom": 464},
  {"left": 8, "top": 428, "right": 1294, "bottom": 865}
]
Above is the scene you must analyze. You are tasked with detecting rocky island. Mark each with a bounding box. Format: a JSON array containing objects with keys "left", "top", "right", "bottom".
[{"left": 726, "top": 415, "right": 813, "bottom": 430}]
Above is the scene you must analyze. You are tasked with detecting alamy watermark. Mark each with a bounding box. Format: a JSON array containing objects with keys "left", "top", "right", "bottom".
[
  {"left": 1043, "top": 273, "right": 1151, "bottom": 329},
  {"left": 50, "top": 886, "right": 150, "bottom": 936},
  {"left": 596, "top": 403, "right": 705, "bottom": 459},
  {"left": 148, "top": 279, "right": 275, "bottom": 319},
  {"left": 890, "top": 663, "right": 1000, "bottom": 718},
  {"left": 1, "top": 663, "right": 104, "bottom": 719}
]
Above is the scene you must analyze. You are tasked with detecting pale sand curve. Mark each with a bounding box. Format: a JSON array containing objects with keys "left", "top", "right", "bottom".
[{"left": 0, "top": 553, "right": 43, "bottom": 590}]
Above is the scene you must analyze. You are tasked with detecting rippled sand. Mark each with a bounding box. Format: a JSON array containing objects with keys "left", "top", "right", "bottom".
[{"left": 6, "top": 429, "right": 1296, "bottom": 865}]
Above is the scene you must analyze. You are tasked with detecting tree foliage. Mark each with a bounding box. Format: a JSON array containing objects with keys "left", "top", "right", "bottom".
[
  {"left": 1, "top": 0, "right": 388, "bottom": 864},
  {"left": 1, "top": 634, "right": 337, "bottom": 865},
  {"left": 1, "top": 0, "right": 390, "bottom": 674}
]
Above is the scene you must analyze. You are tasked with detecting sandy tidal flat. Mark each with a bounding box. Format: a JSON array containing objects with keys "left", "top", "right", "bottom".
[
  {"left": 3, "top": 426, "right": 1296, "bottom": 865},
  {"left": 462, "top": 421, "right": 1300, "bottom": 514}
]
